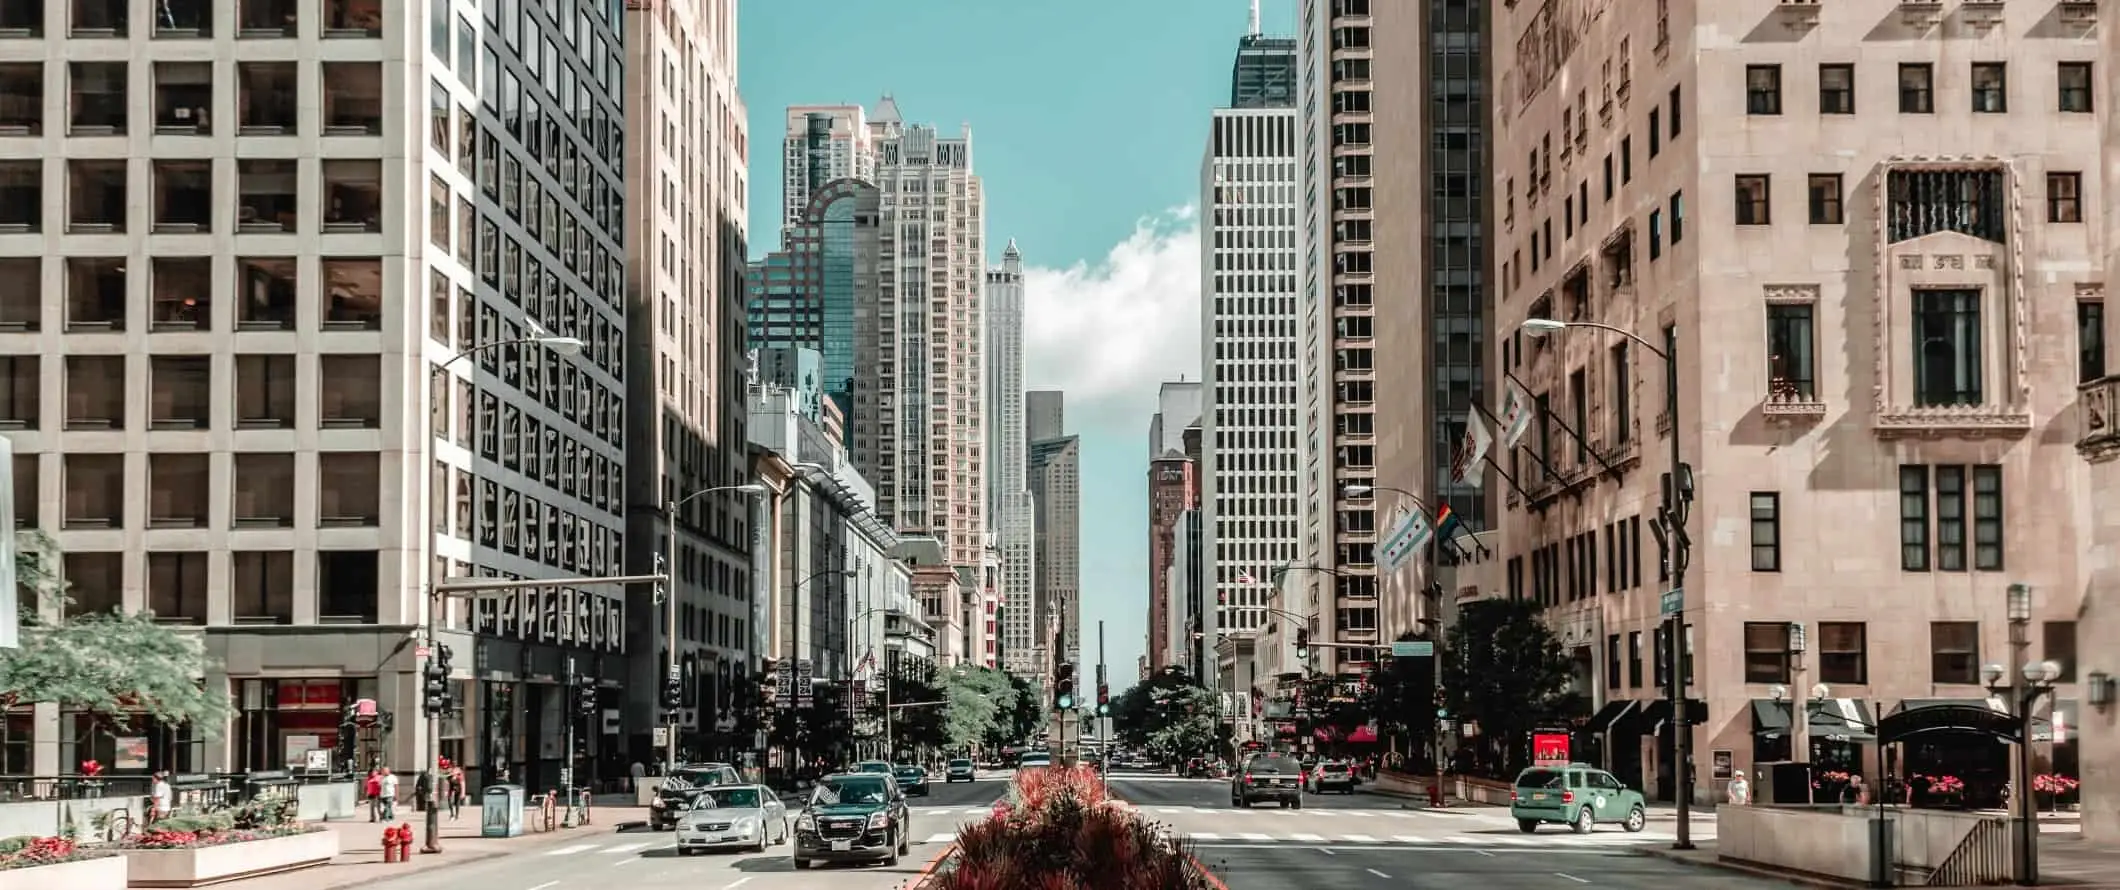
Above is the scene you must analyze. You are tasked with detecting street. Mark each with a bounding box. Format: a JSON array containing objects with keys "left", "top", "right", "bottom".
[
  {"left": 333, "top": 776, "right": 1008, "bottom": 890},
  {"left": 1101, "top": 772, "right": 1787, "bottom": 889}
]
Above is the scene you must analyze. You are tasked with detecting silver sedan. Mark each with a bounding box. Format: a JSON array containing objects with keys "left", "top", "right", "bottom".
[{"left": 674, "top": 784, "right": 788, "bottom": 855}]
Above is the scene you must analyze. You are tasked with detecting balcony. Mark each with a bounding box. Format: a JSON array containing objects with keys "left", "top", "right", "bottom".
[
  {"left": 231, "top": 551, "right": 294, "bottom": 624},
  {"left": 0, "top": 64, "right": 41, "bottom": 135},
  {"left": 146, "top": 552, "right": 208, "bottom": 624},
  {"left": 11, "top": 452, "right": 35, "bottom": 524},
  {"left": 321, "top": 63, "right": 383, "bottom": 136},
  {"left": 322, "top": 161, "right": 382, "bottom": 233},
  {"left": 322, "top": 257, "right": 382, "bottom": 329},
  {"left": 237, "top": 63, "right": 296, "bottom": 135},
  {"left": 236, "top": 0, "right": 296, "bottom": 37},
  {"left": 65, "top": 257, "right": 126, "bottom": 331},
  {"left": 0, "top": 355, "right": 39, "bottom": 428},
  {"left": 237, "top": 160, "right": 295, "bottom": 232},
  {"left": 68, "top": 62, "right": 127, "bottom": 136},
  {"left": 317, "top": 551, "right": 378, "bottom": 623},
  {"left": 154, "top": 0, "right": 212, "bottom": 37},
  {"left": 0, "top": 4, "right": 41, "bottom": 37},
  {"left": 67, "top": 159, "right": 127, "bottom": 233},
  {"left": 235, "top": 257, "right": 296, "bottom": 330},
  {"left": 62, "top": 453, "right": 124, "bottom": 529},
  {"left": 148, "top": 356, "right": 210, "bottom": 429},
  {"left": 231, "top": 453, "right": 293, "bottom": 527},
  {"left": 318, "top": 453, "right": 379, "bottom": 526},
  {"left": 64, "top": 355, "right": 125, "bottom": 430},
  {"left": 0, "top": 161, "right": 37, "bottom": 234},
  {"left": 234, "top": 354, "right": 295, "bottom": 428},
  {"left": 153, "top": 63, "right": 214, "bottom": 135},
  {"left": 319, "top": 355, "right": 381, "bottom": 428},
  {"left": 318, "top": 0, "right": 381, "bottom": 37},
  {"left": 152, "top": 257, "right": 211, "bottom": 331},
  {"left": 148, "top": 453, "right": 209, "bottom": 527},
  {"left": 70, "top": 0, "right": 127, "bottom": 37},
  {"left": 63, "top": 552, "right": 122, "bottom": 614},
  {"left": 152, "top": 161, "right": 212, "bottom": 233}
]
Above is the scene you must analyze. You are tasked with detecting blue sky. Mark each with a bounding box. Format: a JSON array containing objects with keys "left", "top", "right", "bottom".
[{"left": 740, "top": 0, "right": 1298, "bottom": 692}]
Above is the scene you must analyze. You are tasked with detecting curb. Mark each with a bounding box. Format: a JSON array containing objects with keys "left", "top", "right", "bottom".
[
  {"left": 1633, "top": 847, "right": 1866, "bottom": 889},
  {"left": 904, "top": 840, "right": 959, "bottom": 889},
  {"left": 304, "top": 850, "right": 512, "bottom": 890},
  {"left": 1189, "top": 853, "right": 1232, "bottom": 890}
]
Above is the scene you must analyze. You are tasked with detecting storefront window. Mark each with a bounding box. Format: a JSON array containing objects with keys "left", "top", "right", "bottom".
[
  {"left": 61, "top": 713, "right": 197, "bottom": 775},
  {"left": 1, "top": 711, "right": 30, "bottom": 774},
  {"left": 231, "top": 677, "right": 380, "bottom": 773}
]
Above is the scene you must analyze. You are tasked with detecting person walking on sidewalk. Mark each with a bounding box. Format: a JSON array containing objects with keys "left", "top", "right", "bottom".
[
  {"left": 445, "top": 762, "right": 467, "bottom": 819},
  {"left": 149, "top": 772, "right": 172, "bottom": 824},
  {"left": 1727, "top": 770, "right": 1751, "bottom": 805},
  {"left": 378, "top": 768, "right": 399, "bottom": 820},
  {"left": 364, "top": 769, "right": 382, "bottom": 821}
]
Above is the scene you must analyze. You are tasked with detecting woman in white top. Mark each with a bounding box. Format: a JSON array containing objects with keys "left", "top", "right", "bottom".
[{"left": 1727, "top": 769, "right": 1751, "bottom": 805}]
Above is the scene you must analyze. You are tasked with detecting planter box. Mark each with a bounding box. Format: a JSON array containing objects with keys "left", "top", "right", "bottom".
[
  {"left": 123, "top": 830, "right": 337, "bottom": 888},
  {"left": 0, "top": 854, "right": 127, "bottom": 890}
]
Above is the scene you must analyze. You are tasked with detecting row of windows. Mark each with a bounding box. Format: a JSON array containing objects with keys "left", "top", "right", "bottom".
[
  {"left": 1730, "top": 170, "right": 2083, "bottom": 227},
  {"left": 1745, "top": 464, "right": 2006, "bottom": 574},
  {"left": 1744, "top": 60, "right": 2095, "bottom": 117}
]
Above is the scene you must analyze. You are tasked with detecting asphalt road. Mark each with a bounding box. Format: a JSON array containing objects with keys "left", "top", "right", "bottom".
[
  {"left": 348, "top": 774, "right": 1011, "bottom": 890},
  {"left": 1104, "top": 773, "right": 1775, "bottom": 889}
]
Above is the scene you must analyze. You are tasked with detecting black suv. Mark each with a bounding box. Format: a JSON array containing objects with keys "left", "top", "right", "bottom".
[
  {"left": 650, "top": 763, "right": 743, "bottom": 830},
  {"left": 1232, "top": 753, "right": 1304, "bottom": 809},
  {"left": 793, "top": 773, "right": 910, "bottom": 869}
]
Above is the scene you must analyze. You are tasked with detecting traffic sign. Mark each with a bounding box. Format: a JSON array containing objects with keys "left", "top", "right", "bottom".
[
  {"left": 415, "top": 646, "right": 430, "bottom": 658},
  {"left": 1660, "top": 588, "right": 1684, "bottom": 616},
  {"left": 1391, "top": 641, "right": 1434, "bottom": 658},
  {"left": 652, "top": 727, "right": 669, "bottom": 747}
]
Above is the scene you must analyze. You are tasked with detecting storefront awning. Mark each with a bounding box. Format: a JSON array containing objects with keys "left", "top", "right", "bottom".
[
  {"left": 1586, "top": 699, "right": 1639, "bottom": 735},
  {"left": 1879, "top": 699, "right": 2018, "bottom": 745},
  {"left": 2032, "top": 699, "right": 2077, "bottom": 743},
  {"left": 1806, "top": 698, "right": 1876, "bottom": 742},
  {"left": 1750, "top": 699, "right": 1792, "bottom": 739}
]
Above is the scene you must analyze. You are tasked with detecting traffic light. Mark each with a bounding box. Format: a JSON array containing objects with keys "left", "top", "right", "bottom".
[
  {"left": 757, "top": 664, "right": 779, "bottom": 712},
  {"left": 1295, "top": 628, "right": 1311, "bottom": 662},
  {"left": 660, "top": 674, "right": 683, "bottom": 712},
  {"left": 1054, "top": 663, "right": 1076, "bottom": 710},
  {"left": 1097, "top": 683, "right": 1110, "bottom": 708},
  {"left": 423, "top": 645, "right": 453, "bottom": 715},
  {"left": 575, "top": 674, "right": 598, "bottom": 718}
]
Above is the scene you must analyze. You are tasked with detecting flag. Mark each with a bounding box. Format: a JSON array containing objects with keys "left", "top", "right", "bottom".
[
  {"left": 1377, "top": 508, "right": 1433, "bottom": 574},
  {"left": 1235, "top": 571, "right": 1258, "bottom": 585},
  {"left": 1434, "top": 503, "right": 1462, "bottom": 542},
  {"left": 1450, "top": 410, "right": 1493, "bottom": 487},
  {"left": 1499, "top": 381, "right": 1535, "bottom": 449}
]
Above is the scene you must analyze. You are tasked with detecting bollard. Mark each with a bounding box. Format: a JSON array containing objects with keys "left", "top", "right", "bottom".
[{"left": 397, "top": 823, "right": 414, "bottom": 859}]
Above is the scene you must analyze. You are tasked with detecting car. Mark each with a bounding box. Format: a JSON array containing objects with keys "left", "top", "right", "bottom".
[
  {"left": 893, "top": 764, "right": 930, "bottom": 796},
  {"left": 1231, "top": 752, "right": 1304, "bottom": 808},
  {"left": 853, "top": 760, "right": 894, "bottom": 775},
  {"left": 792, "top": 773, "right": 911, "bottom": 869},
  {"left": 945, "top": 758, "right": 977, "bottom": 783},
  {"left": 674, "top": 784, "right": 787, "bottom": 854},
  {"left": 1308, "top": 761, "right": 1357, "bottom": 794},
  {"left": 1018, "top": 752, "right": 1052, "bottom": 770},
  {"left": 1510, "top": 763, "right": 1648, "bottom": 834},
  {"left": 650, "top": 763, "right": 744, "bottom": 830}
]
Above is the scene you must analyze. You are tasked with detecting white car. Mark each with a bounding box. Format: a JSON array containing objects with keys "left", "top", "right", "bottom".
[{"left": 675, "top": 784, "right": 788, "bottom": 855}]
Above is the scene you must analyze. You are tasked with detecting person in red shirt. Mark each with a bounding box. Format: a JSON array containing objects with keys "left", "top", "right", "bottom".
[{"left": 364, "top": 769, "right": 383, "bottom": 821}]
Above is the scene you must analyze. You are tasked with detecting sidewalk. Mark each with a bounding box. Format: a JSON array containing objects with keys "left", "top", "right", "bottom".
[
  {"left": 221, "top": 802, "right": 650, "bottom": 890},
  {"left": 1637, "top": 817, "right": 2118, "bottom": 890}
]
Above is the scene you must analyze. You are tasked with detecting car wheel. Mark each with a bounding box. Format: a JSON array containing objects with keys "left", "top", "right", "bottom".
[
  {"left": 1517, "top": 819, "right": 1538, "bottom": 833},
  {"left": 753, "top": 835, "right": 768, "bottom": 853},
  {"left": 1572, "top": 806, "right": 1595, "bottom": 834},
  {"left": 1624, "top": 805, "right": 1646, "bottom": 833},
  {"left": 794, "top": 858, "right": 811, "bottom": 870},
  {"left": 899, "top": 828, "right": 911, "bottom": 855},
  {"left": 1291, "top": 797, "right": 1303, "bottom": 810}
]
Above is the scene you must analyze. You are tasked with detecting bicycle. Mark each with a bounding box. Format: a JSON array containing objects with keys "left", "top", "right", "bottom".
[{"left": 93, "top": 806, "right": 136, "bottom": 843}]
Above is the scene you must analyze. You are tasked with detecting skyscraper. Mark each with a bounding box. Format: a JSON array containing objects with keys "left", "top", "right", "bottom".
[
  {"left": 623, "top": 0, "right": 753, "bottom": 761},
  {"left": 780, "top": 106, "right": 874, "bottom": 234},
  {"left": 986, "top": 241, "right": 1038, "bottom": 676},
  {"left": 746, "top": 178, "right": 883, "bottom": 416},
  {"left": 1027, "top": 393, "right": 1080, "bottom": 667},
  {"left": 1147, "top": 381, "right": 1202, "bottom": 674},
  {"left": 1230, "top": 1, "right": 1298, "bottom": 108}
]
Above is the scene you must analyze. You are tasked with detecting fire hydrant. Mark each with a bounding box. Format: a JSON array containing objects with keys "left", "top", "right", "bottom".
[
  {"left": 396, "top": 824, "right": 414, "bottom": 860},
  {"left": 1428, "top": 783, "right": 1445, "bottom": 808},
  {"left": 381, "top": 826, "right": 401, "bottom": 863}
]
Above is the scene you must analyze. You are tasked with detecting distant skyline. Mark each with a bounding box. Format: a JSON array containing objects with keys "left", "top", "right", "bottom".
[{"left": 739, "top": 0, "right": 1300, "bottom": 691}]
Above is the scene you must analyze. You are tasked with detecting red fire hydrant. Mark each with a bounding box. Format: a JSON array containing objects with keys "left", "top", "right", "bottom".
[
  {"left": 396, "top": 824, "right": 414, "bottom": 860},
  {"left": 1428, "top": 783, "right": 1445, "bottom": 808},
  {"left": 381, "top": 826, "right": 401, "bottom": 863}
]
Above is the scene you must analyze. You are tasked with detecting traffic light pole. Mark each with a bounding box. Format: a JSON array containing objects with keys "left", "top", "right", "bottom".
[{"left": 1096, "top": 622, "right": 1108, "bottom": 784}]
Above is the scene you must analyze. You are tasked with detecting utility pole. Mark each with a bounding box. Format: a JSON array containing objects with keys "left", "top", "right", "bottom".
[{"left": 1096, "top": 621, "right": 1108, "bottom": 782}]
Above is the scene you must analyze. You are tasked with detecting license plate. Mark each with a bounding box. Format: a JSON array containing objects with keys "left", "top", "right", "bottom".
[
  {"left": 1532, "top": 792, "right": 1548, "bottom": 800},
  {"left": 830, "top": 839, "right": 852, "bottom": 852}
]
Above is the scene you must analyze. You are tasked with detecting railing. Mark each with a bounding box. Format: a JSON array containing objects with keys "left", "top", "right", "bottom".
[
  {"left": 1914, "top": 812, "right": 2011, "bottom": 886},
  {"left": 0, "top": 770, "right": 344, "bottom": 804}
]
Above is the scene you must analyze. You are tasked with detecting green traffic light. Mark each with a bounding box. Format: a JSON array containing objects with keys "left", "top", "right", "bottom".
[
  {"left": 1058, "top": 694, "right": 1075, "bottom": 709},
  {"left": 1097, "top": 703, "right": 1109, "bottom": 716}
]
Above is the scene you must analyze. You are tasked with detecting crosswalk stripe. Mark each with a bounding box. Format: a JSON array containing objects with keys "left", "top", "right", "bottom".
[
  {"left": 1291, "top": 833, "right": 1327, "bottom": 843},
  {"left": 544, "top": 844, "right": 598, "bottom": 856},
  {"left": 963, "top": 808, "right": 987, "bottom": 815},
  {"left": 1240, "top": 833, "right": 1273, "bottom": 842},
  {"left": 1191, "top": 832, "right": 1223, "bottom": 840},
  {"left": 1340, "top": 834, "right": 1378, "bottom": 843},
  {"left": 922, "top": 833, "right": 956, "bottom": 844},
  {"left": 602, "top": 842, "right": 651, "bottom": 855},
  {"left": 1392, "top": 835, "right": 1426, "bottom": 843}
]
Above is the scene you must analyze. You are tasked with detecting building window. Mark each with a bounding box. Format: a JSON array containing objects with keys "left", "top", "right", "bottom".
[
  {"left": 1669, "top": 191, "right": 1684, "bottom": 243},
  {"left": 1971, "top": 465, "right": 2003, "bottom": 571},
  {"left": 1970, "top": 63, "right": 2007, "bottom": 113},
  {"left": 1766, "top": 303, "right": 1815, "bottom": 400},
  {"left": 1929, "top": 621, "right": 1980, "bottom": 685},
  {"left": 1900, "top": 465, "right": 1930, "bottom": 571},
  {"left": 2048, "top": 172, "right": 2082, "bottom": 223},
  {"left": 1899, "top": 63, "right": 1934, "bottom": 114},
  {"left": 2058, "top": 62, "right": 2093, "bottom": 113},
  {"left": 2079, "top": 300, "right": 2105, "bottom": 383},
  {"left": 1744, "top": 622, "right": 1791, "bottom": 684},
  {"left": 1912, "top": 288, "right": 1982, "bottom": 407},
  {"left": 1627, "top": 631, "right": 1642, "bottom": 688},
  {"left": 1807, "top": 173, "right": 1843, "bottom": 224},
  {"left": 1818, "top": 622, "right": 1868, "bottom": 685},
  {"left": 1610, "top": 341, "right": 1630, "bottom": 443},
  {"left": 1648, "top": 210, "right": 1661, "bottom": 259},
  {"left": 2043, "top": 621, "right": 2077, "bottom": 683},
  {"left": 1605, "top": 634, "right": 1622, "bottom": 690},
  {"left": 1887, "top": 168, "right": 2008, "bottom": 243},
  {"left": 1749, "top": 493, "right": 1781, "bottom": 572},
  {"left": 1935, "top": 465, "right": 1967, "bottom": 571},
  {"left": 1735, "top": 174, "right": 1770, "bottom": 225},
  {"left": 1819, "top": 64, "right": 1854, "bottom": 114},
  {"left": 1745, "top": 65, "right": 1782, "bottom": 115}
]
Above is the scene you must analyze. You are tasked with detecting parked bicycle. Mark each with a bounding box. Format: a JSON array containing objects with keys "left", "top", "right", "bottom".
[{"left": 93, "top": 805, "right": 135, "bottom": 842}]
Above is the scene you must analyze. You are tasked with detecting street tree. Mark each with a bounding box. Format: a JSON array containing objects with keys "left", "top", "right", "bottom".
[
  {"left": 1440, "top": 598, "right": 1573, "bottom": 775},
  {"left": 1112, "top": 669, "right": 1218, "bottom": 758},
  {"left": 768, "top": 679, "right": 853, "bottom": 760},
  {"left": 1367, "top": 629, "right": 1440, "bottom": 762},
  {"left": 1000, "top": 673, "right": 1043, "bottom": 746},
  {"left": 941, "top": 665, "right": 1016, "bottom": 751},
  {"left": 873, "top": 662, "right": 948, "bottom": 757},
  {"left": 0, "top": 531, "right": 232, "bottom": 734}
]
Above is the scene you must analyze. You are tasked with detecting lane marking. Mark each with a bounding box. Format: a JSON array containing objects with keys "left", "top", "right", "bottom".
[
  {"left": 922, "top": 833, "right": 957, "bottom": 844},
  {"left": 1319, "top": 847, "right": 1336, "bottom": 856},
  {"left": 1341, "top": 833, "right": 1378, "bottom": 843},
  {"left": 1239, "top": 833, "right": 1273, "bottom": 842},
  {"left": 1557, "top": 873, "right": 1590, "bottom": 883},
  {"left": 542, "top": 845, "right": 597, "bottom": 856},
  {"left": 1391, "top": 835, "right": 1426, "bottom": 843},
  {"left": 610, "top": 858, "right": 634, "bottom": 867},
  {"left": 1475, "top": 849, "right": 1495, "bottom": 857},
  {"left": 722, "top": 879, "right": 753, "bottom": 890},
  {"left": 527, "top": 883, "right": 558, "bottom": 890},
  {"left": 1367, "top": 868, "right": 1392, "bottom": 878},
  {"left": 1191, "top": 832, "right": 1224, "bottom": 840},
  {"left": 1292, "top": 833, "right": 1327, "bottom": 842},
  {"left": 603, "top": 842, "right": 651, "bottom": 855}
]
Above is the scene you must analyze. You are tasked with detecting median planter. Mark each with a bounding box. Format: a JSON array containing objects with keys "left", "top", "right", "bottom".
[
  {"left": 921, "top": 766, "right": 1217, "bottom": 889},
  {"left": 0, "top": 852, "right": 128, "bottom": 890},
  {"left": 122, "top": 829, "right": 336, "bottom": 888}
]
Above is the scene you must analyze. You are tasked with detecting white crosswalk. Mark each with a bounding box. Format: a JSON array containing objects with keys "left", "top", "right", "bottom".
[
  {"left": 907, "top": 805, "right": 1471, "bottom": 818},
  {"left": 907, "top": 829, "right": 1687, "bottom": 848}
]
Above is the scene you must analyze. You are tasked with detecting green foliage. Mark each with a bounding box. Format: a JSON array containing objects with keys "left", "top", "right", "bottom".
[
  {"left": 941, "top": 665, "right": 1024, "bottom": 751},
  {"left": 880, "top": 666, "right": 948, "bottom": 754},
  {"left": 767, "top": 680, "right": 853, "bottom": 756},
  {"left": 1368, "top": 628, "right": 1440, "bottom": 752},
  {"left": 1001, "top": 673, "right": 1044, "bottom": 745},
  {"left": 1110, "top": 670, "right": 1219, "bottom": 758},
  {"left": 1441, "top": 598, "right": 1573, "bottom": 773},
  {"left": 0, "top": 531, "right": 231, "bottom": 734}
]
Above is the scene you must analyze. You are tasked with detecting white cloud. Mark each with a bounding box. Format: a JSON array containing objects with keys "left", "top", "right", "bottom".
[{"left": 1021, "top": 207, "right": 1200, "bottom": 429}]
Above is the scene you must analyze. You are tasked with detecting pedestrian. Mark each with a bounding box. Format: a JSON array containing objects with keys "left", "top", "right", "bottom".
[
  {"left": 364, "top": 769, "right": 382, "bottom": 821},
  {"left": 1727, "top": 770, "right": 1751, "bottom": 805},
  {"left": 629, "top": 760, "right": 644, "bottom": 794},
  {"left": 1841, "top": 774, "right": 1869, "bottom": 806},
  {"left": 446, "top": 763, "right": 467, "bottom": 819},
  {"left": 149, "top": 772, "right": 172, "bottom": 824},
  {"left": 378, "top": 768, "right": 399, "bottom": 820}
]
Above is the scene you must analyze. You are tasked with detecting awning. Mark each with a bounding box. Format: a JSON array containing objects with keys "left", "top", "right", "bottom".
[
  {"left": 1586, "top": 699, "right": 1639, "bottom": 734},
  {"left": 1879, "top": 698, "right": 2018, "bottom": 745},
  {"left": 1806, "top": 698, "right": 1876, "bottom": 742},
  {"left": 2033, "top": 699, "right": 2077, "bottom": 743},
  {"left": 1638, "top": 699, "right": 1673, "bottom": 728},
  {"left": 1896, "top": 697, "right": 2003, "bottom": 713},
  {"left": 1751, "top": 699, "right": 1792, "bottom": 739}
]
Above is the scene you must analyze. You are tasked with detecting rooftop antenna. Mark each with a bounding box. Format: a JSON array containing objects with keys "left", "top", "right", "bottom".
[{"left": 1247, "top": 0, "right": 1261, "bottom": 36}]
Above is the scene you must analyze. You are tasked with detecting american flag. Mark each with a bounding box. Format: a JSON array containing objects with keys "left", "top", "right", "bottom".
[{"left": 857, "top": 650, "right": 877, "bottom": 674}]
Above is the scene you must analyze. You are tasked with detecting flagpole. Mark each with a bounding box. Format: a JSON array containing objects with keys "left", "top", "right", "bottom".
[
  {"left": 1471, "top": 399, "right": 1562, "bottom": 482},
  {"left": 1506, "top": 370, "right": 1627, "bottom": 480}
]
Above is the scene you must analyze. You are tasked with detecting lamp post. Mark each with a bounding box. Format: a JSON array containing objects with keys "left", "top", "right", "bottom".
[
  {"left": 1984, "top": 583, "right": 2059, "bottom": 885},
  {"left": 1522, "top": 316, "right": 1694, "bottom": 849},
  {"left": 420, "top": 335, "right": 581, "bottom": 854},
  {"left": 659, "top": 483, "right": 769, "bottom": 772},
  {"left": 1337, "top": 484, "right": 1448, "bottom": 797}
]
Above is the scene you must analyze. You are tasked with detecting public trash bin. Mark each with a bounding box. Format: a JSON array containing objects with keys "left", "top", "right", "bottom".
[{"left": 481, "top": 785, "right": 525, "bottom": 837}]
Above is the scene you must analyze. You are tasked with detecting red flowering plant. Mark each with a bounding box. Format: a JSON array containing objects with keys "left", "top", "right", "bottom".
[
  {"left": 1926, "top": 775, "right": 1965, "bottom": 795},
  {"left": 0, "top": 834, "right": 111, "bottom": 870},
  {"left": 78, "top": 759, "right": 104, "bottom": 778},
  {"left": 934, "top": 760, "right": 1212, "bottom": 889},
  {"left": 2032, "top": 774, "right": 2080, "bottom": 795}
]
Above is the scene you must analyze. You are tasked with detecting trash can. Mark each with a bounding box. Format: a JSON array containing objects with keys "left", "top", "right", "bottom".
[{"left": 481, "top": 785, "right": 525, "bottom": 837}]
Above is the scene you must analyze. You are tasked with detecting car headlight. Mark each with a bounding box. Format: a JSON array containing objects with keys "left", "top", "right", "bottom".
[
  {"left": 796, "top": 813, "right": 815, "bottom": 831},
  {"left": 866, "top": 812, "right": 890, "bottom": 830},
  {"left": 651, "top": 797, "right": 664, "bottom": 808},
  {"left": 736, "top": 817, "right": 757, "bottom": 834}
]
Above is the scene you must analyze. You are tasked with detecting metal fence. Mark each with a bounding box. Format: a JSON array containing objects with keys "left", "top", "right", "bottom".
[{"left": 0, "top": 770, "right": 339, "bottom": 805}]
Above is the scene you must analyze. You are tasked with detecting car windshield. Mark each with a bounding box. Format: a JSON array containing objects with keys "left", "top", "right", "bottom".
[
  {"left": 948, "top": 759, "right": 973, "bottom": 768},
  {"left": 895, "top": 766, "right": 921, "bottom": 774},
  {"left": 855, "top": 761, "right": 892, "bottom": 774},
  {"left": 814, "top": 777, "right": 890, "bottom": 805},
  {"left": 1517, "top": 769, "right": 1567, "bottom": 789},
  {"left": 692, "top": 787, "right": 761, "bottom": 809},
  {"left": 673, "top": 767, "right": 733, "bottom": 786},
  {"left": 1247, "top": 756, "right": 1300, "bottom": 774}
]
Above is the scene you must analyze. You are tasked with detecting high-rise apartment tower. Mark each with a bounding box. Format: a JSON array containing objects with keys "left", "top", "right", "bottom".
[{"left": 986, "top": 241, "right": 1038, "bottom": 675}]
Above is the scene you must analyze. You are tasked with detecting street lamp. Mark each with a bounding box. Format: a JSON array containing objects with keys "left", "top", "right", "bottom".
[
  {"left": 1987, "top": 582, "right": 2059, "bottom": 885},
  {"left": 1521, "top": 316, "right": 1695, "bottom": 850},
  {"left": 659, "top": 483, "right": 768, "bottom": 771}
]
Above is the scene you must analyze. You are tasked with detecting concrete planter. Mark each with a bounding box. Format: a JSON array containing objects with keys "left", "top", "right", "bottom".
[
  {"left": 123, "top": 830, "right": 337, "bottom": 888},
  {"left": 0, "top": 854, "right": 128, "bottom": 890}
]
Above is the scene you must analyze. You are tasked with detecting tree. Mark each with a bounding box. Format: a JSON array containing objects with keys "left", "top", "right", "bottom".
[
  {"left": 1440, "top": 598, "right": 1573, "bottom": 775},
  {"left": 941, "top": 665, "right": 1017, "bottom": 751},
  {"left": 1368, "top": 629, "right": 1440, "bottom": 761},
  {"left": 0, "top": 530, "right": 232, "bottom": 735},
  {"left": 874, "top": 662, "right": 948, "bottom": 756},
  {"left": 1111, "top": 669, "right": 1218, "bottom": 758},
  {"left": 768, "top": 679, "right": 854, "bottom": 760},
  {"left": 1000, "top": 673, "right": 1043, "bottom": 746}
]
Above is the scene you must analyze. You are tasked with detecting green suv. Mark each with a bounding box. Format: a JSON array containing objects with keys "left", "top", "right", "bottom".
[{"left": 1510, "top": 764, "right": 1648, "bottom": 834}]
